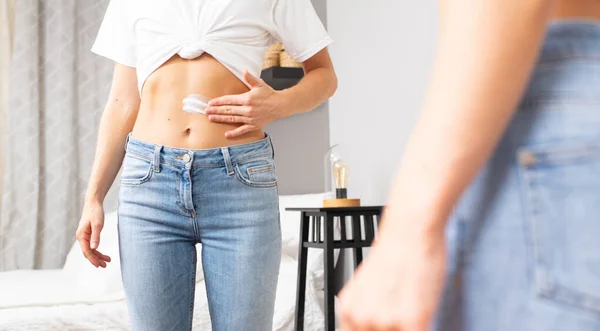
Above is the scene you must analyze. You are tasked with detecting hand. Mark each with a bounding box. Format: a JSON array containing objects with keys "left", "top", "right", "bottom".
[
  {"left": 75, "top": 200, "right": 111, "bottom": 268},
  {"left": 206, "top": 70, "right": 285, "bottom": 138},
  {"left": 339, "top": 222, "right": 446, "bottom": 331}
]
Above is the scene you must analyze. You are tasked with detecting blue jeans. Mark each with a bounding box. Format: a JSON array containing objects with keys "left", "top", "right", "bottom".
[
  {"left": 117, "top": 134, "right": 281, "bottom": 331},
  {"left": 435, "top": 21, "right": 600, "bottom": 330}
]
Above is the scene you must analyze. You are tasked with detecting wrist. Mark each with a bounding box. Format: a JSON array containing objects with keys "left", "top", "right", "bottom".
[
  {"left": 376, "top": 203, "right": 447, "bottom": 242},
  {"left": 274, "top": 89, "right": 295, "bottom": 119},
  {"left": 84, "top": 189, "right": 104, "bottom": 205}
]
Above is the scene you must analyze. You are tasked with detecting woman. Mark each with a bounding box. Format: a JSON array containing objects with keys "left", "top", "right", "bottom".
[
  {"left": 340, "top": 1, "right": 600, "bottom": 331},
  {"left": 75, "top": 0, "right": 337, "bottom": 330}
]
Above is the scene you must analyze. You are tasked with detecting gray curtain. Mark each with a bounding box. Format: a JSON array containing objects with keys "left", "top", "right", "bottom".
[
  {"left": 0, "top": 0, "right": 14, "bottom": 226},
  {"left": 0, "top": 0, "right": 116, "bottom": 271}
]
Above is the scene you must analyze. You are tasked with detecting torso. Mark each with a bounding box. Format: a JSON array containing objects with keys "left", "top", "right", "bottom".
[
  {"left": 126, "top": 0, "right": 277, "bottom": 149},
  {"left": 132, "top": 54, "right": 264, "bottom": 149}
]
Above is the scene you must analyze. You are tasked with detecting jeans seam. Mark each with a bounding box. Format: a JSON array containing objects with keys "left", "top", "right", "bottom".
[
  {"left": 176, "top": 169, "right": 188, "bottom": 216},
  {"left": 120, "top": 160, "right": 155, "bottom": 186},
  {"left": 233, "top": 164, "right": 278, "bottom": 188},
  {"left": 234, "top": 152, "right": 273, "bottom": 165},
  {"left": 125, "top": 152, "right": 274, "bottom": 169},
  {"left": 517, "top": 141, "right": 600, "bottom": 165},
  {"left": 189, "top": 247, "right": 197, "bottom": 331}
]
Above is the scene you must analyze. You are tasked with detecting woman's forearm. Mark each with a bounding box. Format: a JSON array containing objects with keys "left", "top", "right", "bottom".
[
  {"left": 277, "top": 50, "right": 337, "bottom": 118},
  {"left": 379, "top": 0, "right": 555, "bottom": 238},
  {"left": 85, "top": 103, "right": 138, "bottom": 204}
]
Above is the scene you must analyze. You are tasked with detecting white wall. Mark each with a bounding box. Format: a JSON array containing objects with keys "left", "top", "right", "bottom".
[
  {"left": 265, "top": 0, "right": 330, "bottom": 195},
  {"left": 327, "top": 2, "right": 439, "bottom": 299},
  {"left": 327, "top": 1, "right": 438, "bottom": 205}
]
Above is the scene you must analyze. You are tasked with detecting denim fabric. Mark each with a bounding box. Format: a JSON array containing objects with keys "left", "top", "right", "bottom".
[
  {"left": 435, "top": 21, "right": 600, "bottom": 331},
  {"left": 117, "top": 134, "right": 281, "bottom": 331}
]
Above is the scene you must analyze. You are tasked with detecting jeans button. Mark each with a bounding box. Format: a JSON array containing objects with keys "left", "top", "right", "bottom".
[{"left": 182, "top": 154, "right": 191, "bottom": 163}]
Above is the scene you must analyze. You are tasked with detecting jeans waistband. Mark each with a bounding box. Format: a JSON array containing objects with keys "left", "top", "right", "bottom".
[
  {"left": 540, "top": 21, "right": 600, "bottom": 62},
  {"left": 124, "top": 133, "right": 274, "bottom": 169}
]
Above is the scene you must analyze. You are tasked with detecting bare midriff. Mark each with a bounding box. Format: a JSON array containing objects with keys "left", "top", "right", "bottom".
[
  {"left": 552, "top": 0, "right": 600, "bottom": 20},
  {"left": 132, "top": 54, "right": 266, "bottom": 150}
]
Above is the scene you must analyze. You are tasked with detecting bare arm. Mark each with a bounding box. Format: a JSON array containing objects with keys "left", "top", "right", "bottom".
[
  {"left": 85, "top": 64, "right": 140, "bottom": 204},
  {"left": 380, "top": 0, "right": 555, "bottom": 238},
  {"left": 278, "top": 48, "right": 338, "bottom": 117},
  {"left": 205, "top": 48, "right": 337, "bottom": 137},
  {"left": 76, "top": 63, "right": 139, "bottom": 267}
]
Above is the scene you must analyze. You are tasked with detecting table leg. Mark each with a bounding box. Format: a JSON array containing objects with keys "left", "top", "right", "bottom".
[
  {"left": 352, "top": 214, "right": 363, "bottom": 267},
  {"left": 295, "top": 212, "right": 310, "bottom": 331},
  {"left": 324, "top": 213, "right": 336, "bottom": 331}
]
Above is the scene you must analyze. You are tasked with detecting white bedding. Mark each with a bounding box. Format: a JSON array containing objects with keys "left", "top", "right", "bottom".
[
  {"left": 0, "top": 255, "right": 325, "bottom": 331},
  {"left": 0, "top": 193, "right": 331, "bottom": 331}
]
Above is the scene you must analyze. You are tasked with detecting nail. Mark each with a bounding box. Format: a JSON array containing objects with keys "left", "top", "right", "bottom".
[{"left": 91, "top": 242, "right": 97, "bottom": 249}]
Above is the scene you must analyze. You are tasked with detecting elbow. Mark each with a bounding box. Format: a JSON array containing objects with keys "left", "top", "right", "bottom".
[{"left": 327, "top": 71, "right": 338, "bottom": 99}]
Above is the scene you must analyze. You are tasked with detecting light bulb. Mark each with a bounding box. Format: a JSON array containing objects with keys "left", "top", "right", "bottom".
[{"left": 333, "top": 159, "right": 348, "bottom": 199}]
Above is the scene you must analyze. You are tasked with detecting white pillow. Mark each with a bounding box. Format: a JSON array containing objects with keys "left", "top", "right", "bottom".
[
  {"left": 63, "top": 211, "right": 204, "bottom": 298},
  {"left": 63, "top": 210, "right": 123, "bottom": 297},
  {"left": 279, "top": 192, "right": 328, "bottom": 251},
  {"left": 279, "top": 192, "right": 338, "bottom": 290}
]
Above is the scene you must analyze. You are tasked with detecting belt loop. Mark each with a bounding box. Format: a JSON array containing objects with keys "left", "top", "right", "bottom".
[
  {"left": 124, "top": 133, "right": 131, "bottom": 152},
  {"left": 153, "top": 145, "right": 163, "bottom": 173},
  {"left": 268, "top": 134, "right": 275, "bottom": 159},
  {"left": 221, "top": 147, "right": 234, "bottom": 176}
]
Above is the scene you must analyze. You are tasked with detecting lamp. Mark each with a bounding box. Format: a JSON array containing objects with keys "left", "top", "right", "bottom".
[{"left": 323, "top": 145, "right": 360, "bottom": 208}]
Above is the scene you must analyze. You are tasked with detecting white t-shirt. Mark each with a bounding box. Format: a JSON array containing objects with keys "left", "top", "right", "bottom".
[{"left": 91, "top": 0, "right": 333, "bottom": 94}]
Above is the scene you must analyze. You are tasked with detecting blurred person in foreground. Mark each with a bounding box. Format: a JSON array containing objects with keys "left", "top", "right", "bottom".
[{"left": 340, "top": 1, "right": 600, "bottom": 330}]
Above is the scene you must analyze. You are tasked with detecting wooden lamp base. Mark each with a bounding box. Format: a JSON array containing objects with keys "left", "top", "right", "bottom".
[{"left": 323, "top": 198, "right": 361, "bottom": 208}]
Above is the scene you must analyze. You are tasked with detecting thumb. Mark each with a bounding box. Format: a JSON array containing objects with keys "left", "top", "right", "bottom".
[
  {"left": 90, "top": 221, "right": 104, "bottom": 249},
  {"left": 243, "top": 70, "right": 264, "bottom": 88}
]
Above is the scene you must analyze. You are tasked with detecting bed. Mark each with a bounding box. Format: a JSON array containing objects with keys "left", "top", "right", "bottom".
[{"left": 0, "top": 193, "right": 335, "bottom": 331}]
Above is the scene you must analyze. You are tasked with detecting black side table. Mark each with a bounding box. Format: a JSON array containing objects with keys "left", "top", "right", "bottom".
[{"left": 286, "top": 206, "right": 384, "bottom": 331}]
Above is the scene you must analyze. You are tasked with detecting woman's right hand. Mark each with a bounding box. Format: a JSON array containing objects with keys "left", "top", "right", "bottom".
[{"left": 76, "top": 200, "right": 111, "bottom": 268}]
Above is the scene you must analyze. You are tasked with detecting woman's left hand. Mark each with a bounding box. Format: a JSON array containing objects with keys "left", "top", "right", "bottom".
[{"left": 206, "top": 70, "right": 285, "bottom": 138}]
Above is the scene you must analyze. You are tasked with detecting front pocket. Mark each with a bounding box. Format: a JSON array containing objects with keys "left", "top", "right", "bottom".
[
  {"left": 518, "top": 139, "right": 600, "bottom": 314},
  {"left": 120, "top": 154, "right": 154, "bottom": 186},
  {"left": 234, "top": 158, "right": 277, "bottom": 188}
]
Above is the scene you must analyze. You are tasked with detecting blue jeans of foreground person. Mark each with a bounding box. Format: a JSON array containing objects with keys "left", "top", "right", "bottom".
[
  {"left": 435, "top": 21, "right": 600, "bottom": 331},
  {"left": 117, "top": 134, "right": 281, "bottom": 331}
]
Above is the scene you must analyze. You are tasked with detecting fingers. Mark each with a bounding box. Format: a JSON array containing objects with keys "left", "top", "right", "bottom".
[
  {"left": 207, "top": 115, "right": 252, "bottom": 125},
  {"left": 76, "top": 226, "right": 101, "bottom": 268},
  {"left": 340, "top": 289, "right": 392, "bottom": 331},
  {"left": 205, "top": 105, "right": 252, "bottom": 117},
  {"left": 243, "top": 70, "right": 264, "bottom": 88},
  {"left": 225, "top": 125, "right": 257, "bottom": 138},
  {"left": 91, "top": 250, "right": 110, "bottom": 268},
  {"left": 76, "top": 222, "right": 109, "bottom": 268},
  {"left": 92, "top": 249, "right": 111, "bottom": 263},
  {"left": 208, "top": 93, "right": 251, "bottom": 107},
  {"left": 90, "top": 220, "right": 104, "bottom": 250}
]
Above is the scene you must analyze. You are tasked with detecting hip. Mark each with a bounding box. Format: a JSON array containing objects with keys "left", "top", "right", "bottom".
[{"left": 118, "top": 133, "right": 279, "bottom": 221}]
